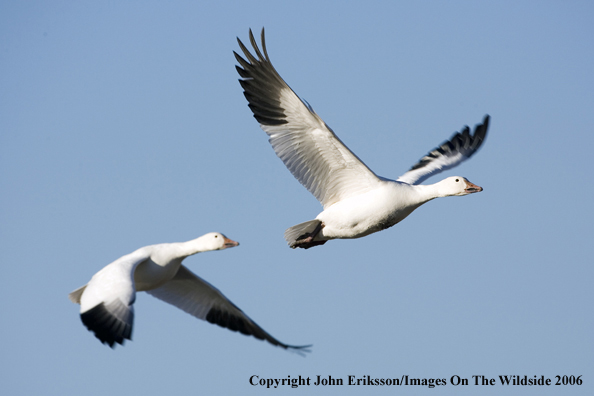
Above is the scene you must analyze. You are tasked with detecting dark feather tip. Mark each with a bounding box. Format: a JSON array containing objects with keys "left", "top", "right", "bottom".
[{"left": 80, "top": 302, "right": 133, "bottom": 348}]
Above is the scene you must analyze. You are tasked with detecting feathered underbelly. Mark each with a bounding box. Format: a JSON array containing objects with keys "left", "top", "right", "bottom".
[
  {"left": 368, "top": 210, "right": 410, "bottom": 233},
  {"left": 317, "top": 196, "right": 423, "bottom": 239}
]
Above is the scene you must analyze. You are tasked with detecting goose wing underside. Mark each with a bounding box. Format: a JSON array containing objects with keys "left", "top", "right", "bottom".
[
  {"left": 235, "top": 28, "right": 381, "bottom": 208},
  {"left": 147, "top": 265, "right": 311, "bottom": 354}
]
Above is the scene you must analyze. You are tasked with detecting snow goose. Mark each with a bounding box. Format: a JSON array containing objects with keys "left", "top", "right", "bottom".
[
  {"left": 69, "top": 232, "right": 310, "bottom": 353},
  {"left": 235, "top": 28, "right": 490, "bottom": 249}
]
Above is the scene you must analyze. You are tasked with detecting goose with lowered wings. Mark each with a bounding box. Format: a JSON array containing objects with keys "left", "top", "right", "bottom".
[{"left": 69, "top": 232, "right": 310, "bottom": 353}]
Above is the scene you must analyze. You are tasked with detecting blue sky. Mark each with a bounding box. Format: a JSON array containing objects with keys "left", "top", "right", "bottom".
[{"left": 1, "top": 1, "right": 592, "bottom": 395}]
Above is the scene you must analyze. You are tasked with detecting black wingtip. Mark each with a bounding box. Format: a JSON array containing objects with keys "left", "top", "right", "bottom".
[
  {"left": 80, "top": 302, "right": 133, "bottom": 348},
  {"left": 206, "top": 306, "right": 311, "bottom": 353},
  {"left": 289, "top": 344, "right": 313, "bottom": 353},
  {"left": 469, "top": 114, "right": 490, "bottom": 152},
  {"left": 478, "top": 114, "right": 490, "bottom": 137},
  {"left": 283, "top": 344, "right": 313, "bottom": 357},
  {"left": 235, "top": 27, "right": 294, "bottom": 127},
  {"left": 206, "top": 306, "right": 255, "bottom": 337}
]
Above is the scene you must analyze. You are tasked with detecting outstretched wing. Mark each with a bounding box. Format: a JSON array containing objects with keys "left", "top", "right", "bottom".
[
  {"left": 397, "top": 115, "right": 490, "bottom": 185},
  {"left": 235, "top": 28, "right": 382, "bottom": 209},
  {"left": 147, "top": 265, "right": 311, "bottom": 354},
  {"left": 72, "top": 247, "right": 151, "bottom": 348}
]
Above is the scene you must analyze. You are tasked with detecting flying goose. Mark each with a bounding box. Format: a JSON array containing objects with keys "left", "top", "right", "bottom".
[
  {"left": 235, "top": 28, "right": 489, "bottom": 249},
  {"left": 69, "top": 232, "right": 310, "bottom": 353}
]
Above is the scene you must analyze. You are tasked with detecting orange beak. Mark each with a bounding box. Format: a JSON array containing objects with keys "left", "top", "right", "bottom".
[
  {"left": 464, "top": 180, "right": 483, "bottom": 193},
  {"left": 223, "top": 237, "right": 240, "bottom": 248}
]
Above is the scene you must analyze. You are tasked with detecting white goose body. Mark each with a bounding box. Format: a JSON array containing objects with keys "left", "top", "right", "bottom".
[
  {"left": 69, "top": 232, "right": 310, "bottom": 353},
  {"left": 316, "top": 181, "right": 422, "bottom": 239},
  {"left": 235, "top": 29, "right": 489, "bottom": 248}
]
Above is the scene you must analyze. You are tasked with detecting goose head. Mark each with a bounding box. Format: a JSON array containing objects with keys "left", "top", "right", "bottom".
[
  {"left": 197, "top": 232, "right": 240, "bottom": 251},
  {"left": 438, "top": 176, "right": 483, "bottom": 197}
]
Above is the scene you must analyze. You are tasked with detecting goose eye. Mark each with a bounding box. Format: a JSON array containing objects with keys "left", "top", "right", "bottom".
[
  {"left": 215, "top": 235, "right": 218, "bottom": 238},
  {"left": 455, "top": 179, "right": 459, "bottom": 182}
]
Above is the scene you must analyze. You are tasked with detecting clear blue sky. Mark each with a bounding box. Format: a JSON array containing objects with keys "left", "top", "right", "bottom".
[{"left": 1, "top": 1, "right": 592, "bottom": 395}]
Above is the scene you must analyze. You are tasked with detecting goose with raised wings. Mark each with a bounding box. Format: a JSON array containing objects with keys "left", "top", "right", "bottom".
[{"left": 235, "top": 29, "right": 490, "bottom": 249}]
